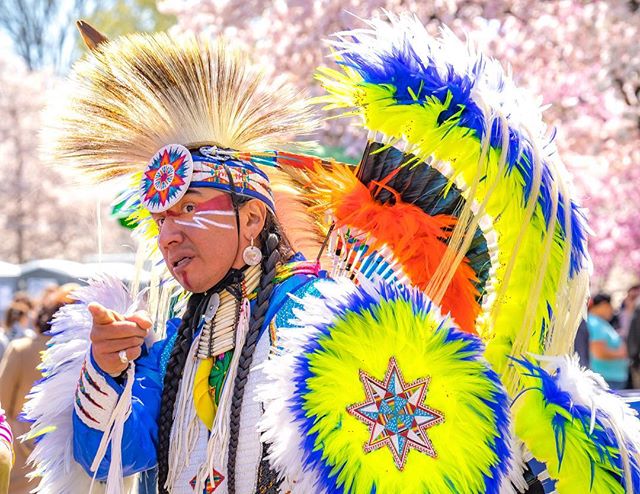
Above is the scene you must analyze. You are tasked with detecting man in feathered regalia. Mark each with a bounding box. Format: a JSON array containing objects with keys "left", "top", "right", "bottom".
[{"left": 23, "top": 13, "right": 640, "bottom": 494}]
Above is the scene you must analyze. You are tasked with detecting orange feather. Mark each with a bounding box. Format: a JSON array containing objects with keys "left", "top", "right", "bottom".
[{"left": 309, "top": 164, "right": 480, "bottom": 334}]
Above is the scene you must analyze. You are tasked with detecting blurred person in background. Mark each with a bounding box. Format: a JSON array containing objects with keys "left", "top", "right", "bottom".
[
  {"left": 626, "top": 288, "right": 640, "bottom": 388},
  {"left": 0, "top": 284, "right": 77, "bottom": 493},
  {"left": 3, "top": 301, "right": 34, "bottom": 341},
  {"left": 587, "top": 293, "right": 629, "bottom": 390},
  {"left": 10, "top": 292, "right": 33, "bottom": 313},
  {"left": 0, "top": 293, "right": 38, "bottom": 361},
  {"left": 0, "top": 302, "right": 34, "bottom": 361},
  {"left": 616, "top": 284, "right": 640, "bottom": 339},
  {"left": 0, "top": 407, "right": 12, "bottom": 494}
]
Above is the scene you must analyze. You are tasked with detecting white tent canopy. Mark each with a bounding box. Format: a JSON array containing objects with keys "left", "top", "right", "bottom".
[{"left": 0, "top": 261, "right": 20, "bottom": 277}]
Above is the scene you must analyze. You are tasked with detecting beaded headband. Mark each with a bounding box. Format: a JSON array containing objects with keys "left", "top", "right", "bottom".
[{"left": 141, "top": 144, "right": 275, "bottom": 213}]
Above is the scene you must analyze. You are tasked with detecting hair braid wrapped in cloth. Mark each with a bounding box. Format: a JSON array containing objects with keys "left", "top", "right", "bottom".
[
  {"left": 157, "top": 293, "right": 205, "bottom": 494},
  {"left": 227, "top": 231, "right": 281, "bottom": 493}
]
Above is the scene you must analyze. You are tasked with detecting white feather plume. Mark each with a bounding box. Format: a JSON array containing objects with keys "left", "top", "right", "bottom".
[
  {"left": 22, "top": 275, "right": 140, "bottom": 493},
  {"left": 256, "top": 278, "right": 357, "bottom": 493}
]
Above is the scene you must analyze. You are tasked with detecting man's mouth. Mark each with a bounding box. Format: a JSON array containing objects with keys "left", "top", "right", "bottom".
[{"left": 172, "top": 256, "right": 193, "bottom": 269}]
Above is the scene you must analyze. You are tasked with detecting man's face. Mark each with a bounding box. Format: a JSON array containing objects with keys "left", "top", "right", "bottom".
[{"left": 151, "top": 188, "right": 239, "bottom": 293}]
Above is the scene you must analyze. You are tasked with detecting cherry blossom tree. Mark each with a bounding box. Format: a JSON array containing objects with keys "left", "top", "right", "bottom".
[
  {"left": 0, "top": 0, "right": 174, "bottom": 265},
  {"left": 159, "top": 0, "right": 640, "bottom": 288},
  {"left": 0, "top": 50, "right": 131, "bottom": 263}
]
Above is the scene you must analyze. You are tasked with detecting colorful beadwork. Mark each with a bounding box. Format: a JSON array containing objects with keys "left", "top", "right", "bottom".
[
  {"left": 208, "top": 351, "right": 233, "bottom": 404},
  {"left": 81, "top": 360, "right": 108, "bottom": 396},
  {"left": 347, "top": 357, "right": 444, "bottom": 470},
  {"left": 190, "top": 470, "right": 224, "bottom": 492},
  {"left": 160, "top": 330, "right": 179, "bottom": 377},
  {"left": 141, "top": 144, "right": 192, "bottom": 213},
  {"left": 273, "top": 260, "right": 320, "bottom": 284},
  {"left": 190, "top": 149, "right": 275, "bottom": 212}
]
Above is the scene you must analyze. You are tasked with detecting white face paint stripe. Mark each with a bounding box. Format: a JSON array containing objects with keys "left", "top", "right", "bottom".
[
  {"left": 196, "top": 210, "right": 236, "bottom": 217},
  {"left": 174, "top": 216, "right": 234, "bottom": 230},
  {"left": 174, "top": 219, "right": 207, "bottom": 230}
]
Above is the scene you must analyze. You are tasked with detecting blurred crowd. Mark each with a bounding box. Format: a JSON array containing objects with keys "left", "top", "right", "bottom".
[
  {"left": 574, "top": 285, "right": 640, "bottom": 390},
  {"left": 0, "top": 284, "right": 78, "bottom": 494}
]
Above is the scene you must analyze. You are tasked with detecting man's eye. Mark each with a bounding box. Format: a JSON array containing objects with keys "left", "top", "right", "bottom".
[
  {"left": 182, "top": 203, "right": 196, "bottom": 214},
  {"left": 155, "top": 217, "right": 165, "bottom": 227}
]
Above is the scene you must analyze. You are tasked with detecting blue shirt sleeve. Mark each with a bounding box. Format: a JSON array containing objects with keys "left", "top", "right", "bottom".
[
  {"left": 73, "top": 318, "right": 181, "bottom": 479},
  {"left": 72, "top": 264, "right": 321, "bottom": 481},
  {"left": 587, "top": 317, "right": 606, "bottom": 342}
]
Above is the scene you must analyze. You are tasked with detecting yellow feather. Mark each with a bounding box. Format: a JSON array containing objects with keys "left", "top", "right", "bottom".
[
  {"left": 193, "top": 358, "right": 216, "bottom": 430},
  {"left": 300, "top": 296, "right": 508, "bottom": 493}
]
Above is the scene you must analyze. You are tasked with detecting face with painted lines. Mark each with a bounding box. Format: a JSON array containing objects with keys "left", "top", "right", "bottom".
[{"left": 152, "top": 189, "right": 242, "bottom": 293}]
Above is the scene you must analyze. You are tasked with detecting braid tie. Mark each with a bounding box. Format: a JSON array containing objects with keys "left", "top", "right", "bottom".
[
  {"left": 227, "top": 231, "right": 281, "bottom": 494},
  {"left": 156, "top": 292, "right": 205, "bottom": 494}
]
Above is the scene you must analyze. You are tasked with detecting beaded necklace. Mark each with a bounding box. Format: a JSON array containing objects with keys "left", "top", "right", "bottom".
[{"left": 196, "top": 265, "right": 261, "bottom": 359}]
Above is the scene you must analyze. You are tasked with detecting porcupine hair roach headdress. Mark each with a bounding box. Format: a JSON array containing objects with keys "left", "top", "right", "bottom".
[
  {"left": 46, "top": 21, "right": 344, "bottom": 264},
  {"left": 52, "top": 25, "right": 316, "bottom": 178}
]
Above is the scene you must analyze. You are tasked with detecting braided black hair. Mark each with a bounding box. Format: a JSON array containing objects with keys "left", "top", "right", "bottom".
[
  {"left": 156, "top": 291, "right": 206, "bottom": 494},
  {"left": 226, "top": 216, "right": 283, "bottom": 494}
]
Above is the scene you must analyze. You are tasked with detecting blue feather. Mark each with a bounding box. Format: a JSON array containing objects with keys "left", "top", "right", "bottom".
[{"left": 512, "top": 357, "right": 640, "bottom": 491}]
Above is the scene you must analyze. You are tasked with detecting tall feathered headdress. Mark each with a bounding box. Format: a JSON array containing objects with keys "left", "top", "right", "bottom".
[
  {"left": 52, "top": 24, "right": 316, "bottom": 177},
  {"left": 47, "top": 22, "right": 339, "bottom": 262}
]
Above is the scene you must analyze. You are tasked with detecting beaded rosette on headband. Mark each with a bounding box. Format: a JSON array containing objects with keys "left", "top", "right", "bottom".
[
  {"left": 141, "top": 145, "right": 193, "bottom": 213},
  {"left": 141, "top": 144, "right": 276, "bottom": 213}
]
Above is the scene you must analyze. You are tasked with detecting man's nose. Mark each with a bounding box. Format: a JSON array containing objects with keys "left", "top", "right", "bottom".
[{"left": 158, "top": 217, "right": 184, "bottom": 250}]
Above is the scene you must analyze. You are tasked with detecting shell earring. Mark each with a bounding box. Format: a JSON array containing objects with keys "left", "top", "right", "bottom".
[{"left": 243, "top": 237, "right": 263, "bottom": 266}]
